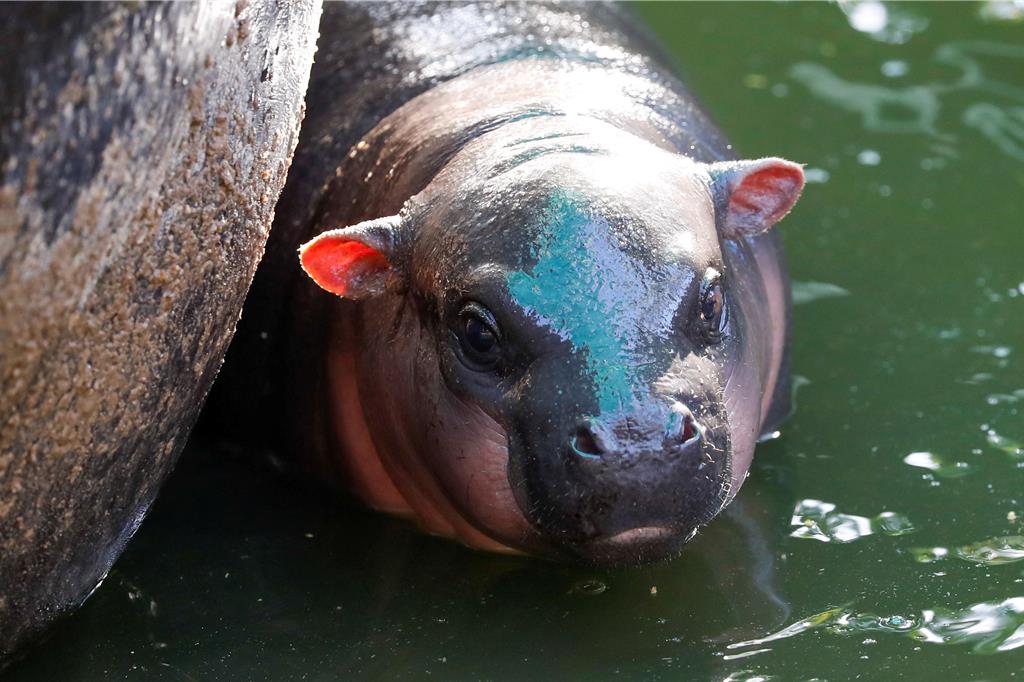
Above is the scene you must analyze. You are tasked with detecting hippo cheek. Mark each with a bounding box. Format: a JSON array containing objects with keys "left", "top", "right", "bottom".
[
  {"left": 416, "top": 392, "right": 543, "bottom": 552},
  {"left": 722, "top": 336, "right": 766, "bottom": 500},
  {"left": 336, "top": 305, "right": 533, "bottom": 553}
]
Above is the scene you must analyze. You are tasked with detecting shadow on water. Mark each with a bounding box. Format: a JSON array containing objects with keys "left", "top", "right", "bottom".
[{"left": 6, "top": 439, "right": 799, "bottom": 681}]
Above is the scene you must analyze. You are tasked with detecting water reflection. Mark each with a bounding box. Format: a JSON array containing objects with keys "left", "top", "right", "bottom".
[
  {"left": 839, "top": 1, "right": 930, "bottom": 44},
  {"left": 789, "top": 499, "right": 915, "bottom": 543},
  {"left": 911, "top": 536, "right": 1024, "bottom": 565},
  {"left": 903, "top": 451, "right": 975, "bottom": 478},
  {"left": 791, "top": 36, "right": 1024, "bottom": 162},
  {"left": 6, "top": 442, "right": 800, "bottom": 680},
  {"left": 978, "top": 1, "right": 1024, "bottom": 23},
  {"left": 791, "top": 281, "right": 850, "bottom": 305},
  {"left": 728, "top": 597, "right": 1024, "bottom": 656},
  {"left": 984, "top": 427, "right": 1024, "bottom": 458}
]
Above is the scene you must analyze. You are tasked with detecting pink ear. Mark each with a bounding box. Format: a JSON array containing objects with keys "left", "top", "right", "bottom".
[
  {"left": 300, "top": 233, "right": 388, "bottom": 297},
  {"left": 298, "top": 215, "right": 401, "bottom": 299},
  {"left": 709, "top": 158, "right": 805, "bottom": 239}
]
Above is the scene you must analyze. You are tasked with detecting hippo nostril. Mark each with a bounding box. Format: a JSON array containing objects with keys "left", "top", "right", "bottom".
[
  {"left": 571, "top": 427, "right": 603, "bottom": 458},
  {"left": 666, "top": 402, "right": 701, "bottom": 446},
  {"left": 681, "top": 414, "right": 697, "bottom": 443}
]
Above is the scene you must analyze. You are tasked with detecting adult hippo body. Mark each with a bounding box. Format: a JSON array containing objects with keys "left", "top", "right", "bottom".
[{"left": 223, "top": 1, "right": 804, "bottom": 565}]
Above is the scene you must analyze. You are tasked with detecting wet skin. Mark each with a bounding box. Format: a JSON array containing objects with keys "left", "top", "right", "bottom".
[{"left": 297, "top": 58, "right": 804, "bottom": 566}]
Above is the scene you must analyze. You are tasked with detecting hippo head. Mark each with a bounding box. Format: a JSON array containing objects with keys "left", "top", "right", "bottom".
[{"left": 299, "top": 118, "right": 803, "bottom": 565}]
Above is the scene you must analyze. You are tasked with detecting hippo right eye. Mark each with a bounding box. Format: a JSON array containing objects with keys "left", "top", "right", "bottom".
[{"left": 456, "top": 303, "right": 503, "bottom": 370}]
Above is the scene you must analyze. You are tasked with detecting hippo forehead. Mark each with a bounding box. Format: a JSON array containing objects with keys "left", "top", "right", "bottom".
[
  {"left": 413, "top": 115, "right": 719, "bottom": 259},
  {"left": 505, "top": 187, "right": 703, "bottom": 415},
  {"left": 416, "top": 131, "right": 721, "bottom": 272}
]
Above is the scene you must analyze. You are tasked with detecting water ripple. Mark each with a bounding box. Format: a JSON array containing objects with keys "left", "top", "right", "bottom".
[
  {"left": 790, "top": 499, "right": 915, "bottom": 543},
  {"left": 791, "top": 281, "right": 850, "bottom": 305},
  {"left": 791, "top": 40, "right": 1024, "bottom": 163},
  {"left": 984, "top": 427, "right": 1024, "bottom": 458},
  {"left": 903, "top": 451, "right": 975, "bottom": 478},
  {"left": 910, "top": 536, "right": 1024, "bottom": 566},
  {"left": 727, "top": 597, "right": 1024, "bottom": 656}
]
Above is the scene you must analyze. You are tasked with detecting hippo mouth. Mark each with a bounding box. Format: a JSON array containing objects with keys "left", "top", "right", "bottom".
[{"left": 578, "top": 525, "right": 689, "bottom": 566}]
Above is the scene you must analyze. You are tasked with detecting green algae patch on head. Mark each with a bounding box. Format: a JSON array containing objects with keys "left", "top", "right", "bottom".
[{"left": 505, "top": 190, "right": 651, "bottom": 416}]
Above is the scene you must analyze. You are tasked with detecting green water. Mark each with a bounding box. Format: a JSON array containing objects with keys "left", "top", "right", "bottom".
[{"left": 9, "top": 2, "right": 1024, "bottom": 679}]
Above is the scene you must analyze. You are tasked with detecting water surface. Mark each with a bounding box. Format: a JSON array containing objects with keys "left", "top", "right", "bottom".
[{"left": 9, "top": 2, "right": 1024, "bottom": 679}]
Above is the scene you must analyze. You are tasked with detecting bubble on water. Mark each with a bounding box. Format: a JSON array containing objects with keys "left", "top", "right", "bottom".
[
  {"left": 857, "top": 149, "right": 882, "bottom": 165},
  {"left": 911, "top": 537, "right": 1024, "bottom": 566},
  {"left": 979, "top": 1, "right": 1024, "bottom": 22},
  {"left": 841, "top": 2, "right": 929, "bottom": 44},
  {"left": 803, "top": 167, "right": 831, "bottom": 184},
  {"left": 986, "top": 429, "right": 1024, "bottom": 458},
  {"left": 791, "top": 281, "right": 850, "bottom": 305},
  {"left": 987, "top": 390, "right": 1024, "bottom": 405},
  {"left": 881, "top": 615, "right": 915, "bottom": 630},
  {"left": 790, "top": 499, "right": 914, "bottom": 543},
  {"left": 903, "top": 451, "right": 975, "bottom": 478},
  {"left": 881, "top": 60, "right": 909, "bottom": 77},
  {"left": 846, "top": 1, "right": 888, "bottom": 33},
  {"left": 971, "top": 345, "right": 1012, "bottom": 358},
  {"left": 956, "top": 537, "right": 1024, "bottom": 565}
]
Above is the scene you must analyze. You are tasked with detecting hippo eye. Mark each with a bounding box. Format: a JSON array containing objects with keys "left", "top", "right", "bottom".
[
  {"left": 698, "top": 269, "right": 728, "bottom": 343},
  {"left": 456, "top": 302, "right": 502, "bottom": 370}
]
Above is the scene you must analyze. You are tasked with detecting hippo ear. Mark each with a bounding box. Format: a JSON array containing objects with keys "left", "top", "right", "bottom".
[
  {"left": 299, "top": 215, "right": 403, "bottom": 300},
  {"left": 707, "top": 157, "right": 805, "bottom": 239}
]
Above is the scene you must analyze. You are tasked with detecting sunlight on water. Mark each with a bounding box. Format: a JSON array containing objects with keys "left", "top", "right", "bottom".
[
  {"left": 903, "top": 451, "right": 975, "bottom": 478},
  {"left": 911, "top": 536, "right": 1024, "bottom": 565},
  {"left": 984, "top": 426, "right": 1024, "bottom": 458},
  {"left": 791, "top": 280, "right": 851, "bottom": 305},
  {"left": 728, "top": 598, "right": 1024, "bottom": 656},
  {"left": 978, "top": 1, "right": 1024, "bottom": 22},
  {"left": 839, "top": 1, "right": 930, "bottom": 44},
  {"left": 789, "top": 499, "right": 915, "bottom": 543},
  {"left": 985, "top": 388, "right": 1024, "bottom": 405}
]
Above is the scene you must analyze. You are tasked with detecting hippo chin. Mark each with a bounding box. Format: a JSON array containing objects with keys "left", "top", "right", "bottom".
[{"left": 223, "top": 3, "right": 805, "bottom": 566}]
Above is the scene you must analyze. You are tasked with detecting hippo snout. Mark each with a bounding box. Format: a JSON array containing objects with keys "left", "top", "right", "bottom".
[
  {"left": 569, "top": 402, "right": 702, "bottom": 459},
  {"left": 522, "top": 400, "right": 730, "bottom": 565}
]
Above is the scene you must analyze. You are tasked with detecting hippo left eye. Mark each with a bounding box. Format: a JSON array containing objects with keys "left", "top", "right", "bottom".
[
  {"left": 698, "top": 269, "right": 728, "bottom": 343},
  {"left": 456, "top": 302, "right": 503, "bottom": 370}
]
